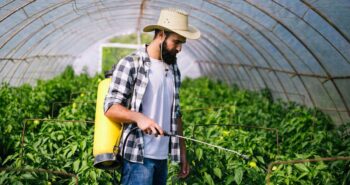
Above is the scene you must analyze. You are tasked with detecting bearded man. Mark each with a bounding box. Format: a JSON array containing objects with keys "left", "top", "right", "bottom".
[{"left": 104, "top": 8, "right": 200, "bottom": 185}]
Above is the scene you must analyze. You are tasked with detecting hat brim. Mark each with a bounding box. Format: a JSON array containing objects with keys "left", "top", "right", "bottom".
[{"left": 143, "top": 24, "right": 200, "bottom": 40}]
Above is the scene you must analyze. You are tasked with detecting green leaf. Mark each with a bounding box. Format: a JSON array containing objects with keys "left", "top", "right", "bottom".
[
  {"left": 295, "top": 163, "right": 309, "bottom": 172},
  {"left": 26, "top": 153, "right": 35, "bottom": 162},
  {"left": 21, "top": 173, "right": 35, "bottom": 180},
  {"left": 71, "top": 144, "right": 77, "bottom": 155},
  {"left": 256, "top": 156, "right": 265, "bottom": 164},
  {"left": 287, "top": 165, "right": 292, "bottom": 175},
  {"left": 203, "top": 172, "right": 214, "bottom": 185},
  {"left": 316, "top": 163, "right": 327, "bottom": 170},
  {"left": 226, "top": 175, "right": 235, "bottom": 185},
  {"left": 195, "top": 148, "right": 203, "bottom": 161},
  {"left": 90, "top": 171, "right": 97, "bottom": 181},
  {"left": 297, "top": 172, "right": 309, "bottom": 180},
  {"left": 234, "top": 168, "right": 243, "bottom": 185},
  {"left": 80, "top": 140, "right": 86, "bottom": 151},
  {"left": 57, "top": 134, "right": 64, "bottom": 140},
  {"left": 73, "top": 160, "right": 80, "bottom": 172},
  {"left": 213, "top": 167, "right": 222, "bottom": 179}
]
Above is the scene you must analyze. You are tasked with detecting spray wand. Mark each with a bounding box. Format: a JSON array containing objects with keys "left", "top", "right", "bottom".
[{"left": 161, "top": 131, "right": 250, "bottom": 161}]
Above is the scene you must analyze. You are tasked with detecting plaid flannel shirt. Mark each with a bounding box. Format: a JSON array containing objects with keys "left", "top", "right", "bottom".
[{"left": 104, "top": 46, "right": 182, "bottom": 163}]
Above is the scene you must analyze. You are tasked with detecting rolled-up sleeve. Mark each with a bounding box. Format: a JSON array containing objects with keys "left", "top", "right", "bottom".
[{"left": 104, "top": 57, "right": 135, "bottom": 113}]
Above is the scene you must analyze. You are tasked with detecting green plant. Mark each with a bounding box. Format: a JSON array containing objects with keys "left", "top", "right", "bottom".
[{"left": 1, "top": 74, "right": 349, "bottom": 184}]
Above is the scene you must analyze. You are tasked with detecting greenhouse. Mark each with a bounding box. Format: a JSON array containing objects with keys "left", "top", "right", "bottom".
[{"left": 0, "top": 0, "right": 349, "bottom": 184}]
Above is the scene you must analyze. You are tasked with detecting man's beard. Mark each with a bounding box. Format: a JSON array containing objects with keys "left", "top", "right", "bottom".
[{"left": 161, "top": 41, "right": 177, "bottom": 65}]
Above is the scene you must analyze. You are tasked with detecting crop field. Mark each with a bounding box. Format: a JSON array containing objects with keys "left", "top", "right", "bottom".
[{"left": 0, "top": 67, "right": 349, "bottom": 184}]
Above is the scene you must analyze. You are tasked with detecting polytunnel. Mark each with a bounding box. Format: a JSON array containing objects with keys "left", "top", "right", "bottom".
[
  {"left": 1, "top": 0, "right": 349, "bottom": 125},
  {"left": 1, "top": 0, "right": 350, "bottom": 184}
]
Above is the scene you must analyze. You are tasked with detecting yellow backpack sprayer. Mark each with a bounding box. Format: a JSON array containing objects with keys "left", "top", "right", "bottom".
[{"left": 93, "top": 78, "right": 123, "bottom": 169}]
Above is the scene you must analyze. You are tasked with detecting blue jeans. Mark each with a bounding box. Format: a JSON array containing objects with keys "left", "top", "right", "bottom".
[{"left": 121, "top": 158, "right": 168, "bottom": 185}]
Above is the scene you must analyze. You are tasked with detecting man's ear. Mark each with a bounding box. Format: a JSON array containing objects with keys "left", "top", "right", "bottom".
[{"left": 159, "top": 30, "right": 166, "bottom": 43}]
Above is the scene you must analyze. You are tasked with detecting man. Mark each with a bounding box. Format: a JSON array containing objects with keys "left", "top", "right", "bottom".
[{"left": 104, "top": 8, "right": 200, "bottom": 185}]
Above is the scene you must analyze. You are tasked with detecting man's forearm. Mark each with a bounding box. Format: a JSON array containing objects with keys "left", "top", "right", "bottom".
[{"left": 105, "top": 103, "right": 143, "bottom": 124}]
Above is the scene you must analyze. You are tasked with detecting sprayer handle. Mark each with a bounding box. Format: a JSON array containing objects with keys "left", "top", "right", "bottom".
[{"left": 163, "top": 131, "right": 173, "bottom": 137}]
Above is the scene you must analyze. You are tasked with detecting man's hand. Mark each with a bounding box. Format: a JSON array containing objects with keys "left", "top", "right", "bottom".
[
  {"left": 178, "top": 160, "right": 190, "bottom": 178},
  {"left": 135, "top": 114, "right": 164, "bottom": 135}
]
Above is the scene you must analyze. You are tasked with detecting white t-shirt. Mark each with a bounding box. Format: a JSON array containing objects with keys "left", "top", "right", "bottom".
[{"left": 142, "top": 57, "right": 174, "bottom": 159}]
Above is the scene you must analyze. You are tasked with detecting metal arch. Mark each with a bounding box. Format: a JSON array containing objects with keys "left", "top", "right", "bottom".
[
  {"left": 182, "top": 1, "right": 294, "bottom": 100},
  {"left": 47, "top": 18, "right": 138, "bottom": 52},
  {"left": 20, "top": 18, "right": 135, "bottom": 57},
  {"left": 182, "top": 38, "right": 236, "bottom": 86},
  {"left": 217, "top": 0, "right": 346, "bottom": 120},
  {"left": 15, "top": 5, "right": 143, "bottom": 57},
  {"left": 52, "top": 31, "right": 110, "bottom": 57},
  {"left": 188, "top": 35, "right": 263, "bottom": 90},
  {"left": 44, "top": 16, "right": 140, "bottom": 53},
  {"left": 43, "top": 22, "right": 132, "bottom": 56},
  {"left": 206, "top": 1, "right": 349, "bottom": 121},
  {"left": 25, "top": 58, "right": 42, "bottom": 85},
  {"left": 18, "top": 57, "right": 37, "bottom": 85},
  {"left": 89, "top": 0, "right": 115, "bottom": 33},
  {"left": 192, "top": 32, "right": 268, "bottom": 92},
  {"left": 194, "top": 0, "right": 344, "bottom": 117},
  {"left": 0, "top": 0, "right": 141, "bottom": 53},
  {"left": 0, "top": 0, "right": 308, "bottom": 89},
  {"left": 2, "top": 1, "right": 348, "bottom": 118},
  {"left": 0, "top": 0, "right": 16, "bottom": 9},
  {"left": 244, "top": 0, "right": 350, "bottom": 118},
  {"left": 37, "top": 57, "right": 66, "bottom": 81},
  {"left": 183, "top": 31, "right": 248, "bottom": 88},
  {"left": 7, "top": 60, "right": 22, "bottom": 85},
  {"left": 180, "top": 27, "right": 260, "bottom": 87},
  {"left": 46, "top": 58, "right": 66, "bottom": 78},
  {"left": 300, "top": 0, "right": 350, "bottom": 53},
  {"left": 203, "top": 0, "right": 345, "bottom": 121},
  {"left": 9, "top": 59, "right": 31, "bottom": 86},
  {"left": 271, "top": 0, "right": 350, "bottom": 65},
  {"left": 17, "top": 58, "right": 45, "bottom": 85},
  {"left": 189, "top": 15, "right": 267, "bottom": 90},
  {"left": 0, "top": 60, "right": 17, "bottom": 83},
  {"left": 1, "top": 0, "right": 348, "bottom": 86},
  {"left": 3, "top": 56, "right": 73, "bottom": 84},
  {"left": 147, "top": 2, "right": 280, "bottom": 92},
  {"left": 190, "top": 9, "right": 293, "bottom": 101},
  {"left": 180, "top": 29, "right": 260, "bottom": 89},
  {"left": 205, "top": 0, "right": 347, "bottom": 116},
  {"left": 3, "top": 9, "right": 141, "bottom": 58},
  {"left": 41, "top": 16, "right": 149, "bottom": 55},
  {"left": 40, "top": 12, "right": 152, "bottom": 54},
  {"left": 0, "top": 0, "right": 35, "bottom": 22},
  {"left": 0, "top": 0, "right": 73, "bottom": 49},
  {"left": 16, "top": 56, "right": 73, "bottom": 85},
  {"left": 136, "top": 0, "right": 147, "bottom": 32},
  {"left": 0, "top": 60, "right": 10, "bottom": 80},
  {"left": 184, "top": 41, "right": 246, "bottom": 88},
  {"left": 39, "top": 58, "right": 59, "bottom": 81},
  {"left": 148, "top": 2, "right": 306, "bottom": 105},
  {"left": 202, "top": 0, "right": 319, "bottom": 110}
]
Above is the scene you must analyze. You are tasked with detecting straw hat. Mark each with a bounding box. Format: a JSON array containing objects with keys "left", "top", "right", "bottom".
[{"left": 143, "top": 8, "right": 200, "bottom": 40}]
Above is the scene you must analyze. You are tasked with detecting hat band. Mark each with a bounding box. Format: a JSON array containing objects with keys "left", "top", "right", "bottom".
[{"left": 158, "top": 24, "right": 189, "bottom": 31}]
